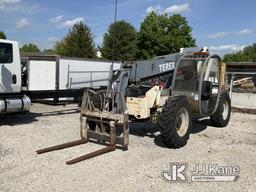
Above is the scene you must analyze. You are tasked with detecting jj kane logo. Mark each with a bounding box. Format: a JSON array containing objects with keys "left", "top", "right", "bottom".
[
  {"left": 161, "top": 163, "right": 188, "bottom": 182},
  {"left": 161, "top": 163, "right": 240, "bottom": 182}
]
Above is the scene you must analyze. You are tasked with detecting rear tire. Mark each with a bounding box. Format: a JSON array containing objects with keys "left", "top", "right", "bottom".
[
  {"left": 210, "top": 92, "right": 231, "bottom": 127},
  {"left": 159, "top": 97, "right": 192, "bottom": 148}
]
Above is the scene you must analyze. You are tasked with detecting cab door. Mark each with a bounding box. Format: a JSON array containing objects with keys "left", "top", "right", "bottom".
[
  {"left": 0, "top": 41, "right": 21, "bottom": 93},
  {"left": 200, "top": 56, "right": 221, "bottom": 115}
]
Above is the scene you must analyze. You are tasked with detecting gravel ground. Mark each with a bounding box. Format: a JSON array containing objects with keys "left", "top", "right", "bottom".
[{"left": 0, "top": 103, "right": 255, "bottom": 192}]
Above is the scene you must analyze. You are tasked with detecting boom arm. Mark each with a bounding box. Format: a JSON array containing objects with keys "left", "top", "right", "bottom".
[
  {"left": 129, "top": 47, "right": 205, "bottom": 83},
  {"left": 129, "top": 54, "right": 178, "bottom": 82}
]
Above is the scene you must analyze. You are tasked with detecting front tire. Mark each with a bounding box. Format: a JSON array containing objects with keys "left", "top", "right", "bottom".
[
  {"left": 159, "top": 97, "right": 192, "bottom": 148},
  {"left": 210, "top": 92, "right": 231, "bottom": 127}
]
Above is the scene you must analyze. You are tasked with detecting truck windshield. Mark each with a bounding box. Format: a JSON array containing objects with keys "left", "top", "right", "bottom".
[{"left": 0, "top": 43, "right": 13, "bottom": 64}]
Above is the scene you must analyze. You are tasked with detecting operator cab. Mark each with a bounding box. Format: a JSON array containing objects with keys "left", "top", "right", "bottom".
[{"left": 172, "top": 52, "right": 222, "bottom": 116}]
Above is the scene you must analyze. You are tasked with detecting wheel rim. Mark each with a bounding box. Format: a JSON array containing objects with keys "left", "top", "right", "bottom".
[
  {"left": 176, "top": 107, "right": 189, "bottom": 137},
  {"left": 222, "top": 100, "right": 229, "bottom": 120}
]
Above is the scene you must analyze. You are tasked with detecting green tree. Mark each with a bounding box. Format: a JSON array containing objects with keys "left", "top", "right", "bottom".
[
  {"left": 54, "top": 39, "right": 68, "bottom": 56},
  {"left": 55, "top": 21, "right": 97, "bottom": 58},
  {"left": 137, "top": 12, "right": 196, "bottom": 59},
  {"left": 100, "top": 20, "right": 138, "bottom": 61},
  {"left": 20, "top": 43, "right": 41, "bottom": 52},
  {"left": 223, "top": 44, "right": 256, "bottom": 62},
  {"left": 0, "top": 31, "right": 7, "bottom": 39}
]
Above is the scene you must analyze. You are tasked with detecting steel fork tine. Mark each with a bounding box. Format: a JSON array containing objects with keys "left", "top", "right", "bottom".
[
  {"left": 36, "top": 139, "right": 87, "bottom": 154},
  {"left": 66, "top": 121, "right": 116, "bottom": 165},
  {"left": 66, "top": 145, "right": 116, "bottom": 165}
]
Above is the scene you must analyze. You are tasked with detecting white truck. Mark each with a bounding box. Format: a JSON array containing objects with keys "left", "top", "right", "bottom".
[
  {"left": 0, "top": 40, "right": 31, "bottom": 113},
  {"left": 0, "top": 39, "right": 118, "bottom": 114}
]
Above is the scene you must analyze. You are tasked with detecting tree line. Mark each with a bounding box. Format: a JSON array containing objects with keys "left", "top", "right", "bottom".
[
  {"left": 54, "top": 12, "right": 196, "bottom": 60},
  {"left": 223, "top": 44, "right": 256, "bottom": 62},
  {"left": 1, "top": 12, "right": 196, "bottom": 61},
  {"left": 1, "top": 11, "right": 255, "bottom": 62}
]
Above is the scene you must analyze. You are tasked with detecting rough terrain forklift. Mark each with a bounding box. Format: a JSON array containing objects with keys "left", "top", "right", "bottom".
[{"left": 37, "top": 48, "right": 231, "bottom": 164}]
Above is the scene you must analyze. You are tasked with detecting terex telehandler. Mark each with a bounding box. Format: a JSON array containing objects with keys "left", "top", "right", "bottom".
[{"left": 37, "top": 47, "right": 231, "bottom": 164}]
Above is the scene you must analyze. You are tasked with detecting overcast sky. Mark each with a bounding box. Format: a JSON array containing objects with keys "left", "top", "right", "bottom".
[{"left": 0, "top": 0, "right": 255, "bottom": 56}]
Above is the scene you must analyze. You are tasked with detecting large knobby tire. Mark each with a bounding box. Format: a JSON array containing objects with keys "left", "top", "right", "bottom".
[
  {"left": 159, "top": 97, "right": 192, "bottom": 148},
  {"left": 210, "top": 92, "right": 231, "bottom": 127}
]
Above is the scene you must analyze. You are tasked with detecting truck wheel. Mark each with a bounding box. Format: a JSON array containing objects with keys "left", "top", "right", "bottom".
[
  {"left": 210, "top": 92, "right": 231, "bottom": 127},
  {"left": 159, "top": 97, "right": 192, "bottom": 148}
]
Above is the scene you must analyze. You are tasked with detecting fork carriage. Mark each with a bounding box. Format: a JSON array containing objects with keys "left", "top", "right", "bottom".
[
  {"left": 37, "top": 90, "right": 129, "bottom": 164},
  {"left": 80, "top": 90, "right": 129, "bottom": 149}
]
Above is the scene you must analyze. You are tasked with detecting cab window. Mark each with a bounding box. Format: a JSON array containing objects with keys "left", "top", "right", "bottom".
[{"left": 0, "top": 43, "right": 13, "bottom": 64}]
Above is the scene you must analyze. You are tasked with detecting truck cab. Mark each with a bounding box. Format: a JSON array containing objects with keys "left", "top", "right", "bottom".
[
  {"left": 0, "top": 39, "right": 30, "bottom": 113},
  {"left": 0, "top": 39, "right": 21, "bottom": 93}
]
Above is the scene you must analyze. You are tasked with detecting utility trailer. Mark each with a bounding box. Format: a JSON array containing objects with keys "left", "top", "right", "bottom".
[
  {"left": 21, "top": 53, "right": 120, "bottom": 102},
  {"left": 21, "top": 53, "right": 121, "bottom": 90},
  {"left": 0, "top": 39, "right": 118, "bottom": 114}
]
